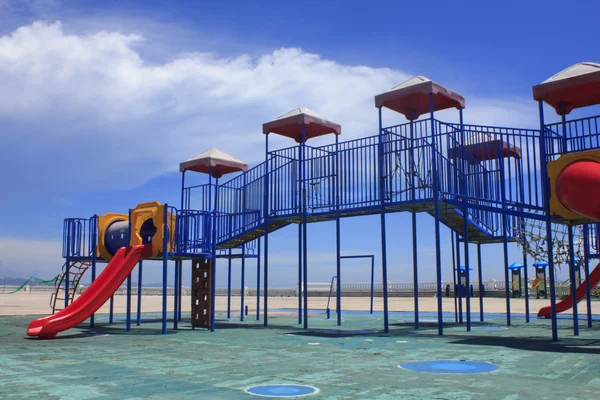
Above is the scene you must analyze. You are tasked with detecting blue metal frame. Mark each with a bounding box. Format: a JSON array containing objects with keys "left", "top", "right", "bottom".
[{"left": 59, "top": 91, "right": 600, "bottom": 342}]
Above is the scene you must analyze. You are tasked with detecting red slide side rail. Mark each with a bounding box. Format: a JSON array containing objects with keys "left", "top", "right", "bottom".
[
  {"left": 538, "top": 262, "right": 600, "bottom": 318},
  {"left": 27, "top": 245, "right": 151, "bottom": 339}
]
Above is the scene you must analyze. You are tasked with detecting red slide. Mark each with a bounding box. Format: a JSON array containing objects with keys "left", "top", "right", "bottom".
[
  {"left": 538, "top": 159, "right": 600, "bottom": 318},
  {"left": 27, "top": 245, "right": 151, "bottom": 339},
  {"left": 538, "top": 262, "right": 600, "bottom": 318}
]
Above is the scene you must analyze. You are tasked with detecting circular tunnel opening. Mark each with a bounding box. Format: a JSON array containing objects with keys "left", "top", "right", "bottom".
[
  {"left": 140, "top": 218, "right": 157, "bottom": 244},
  {"left": 104, "top": 220, "right": 130, "bottom": 256}
]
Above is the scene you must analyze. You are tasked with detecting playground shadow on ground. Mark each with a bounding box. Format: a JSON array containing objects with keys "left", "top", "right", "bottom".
[{"left": 448, "top": 335, "right": 600, "bottom": 355}]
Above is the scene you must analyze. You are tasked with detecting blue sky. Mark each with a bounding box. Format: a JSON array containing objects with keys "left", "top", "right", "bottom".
[{"left": 0, "top": 0, "right": 598, "bottom": 287}]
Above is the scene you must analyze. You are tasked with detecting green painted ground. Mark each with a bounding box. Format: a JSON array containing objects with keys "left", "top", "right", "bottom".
[{"left": 1, "top": 311, "right": 600, "bottom": 399}]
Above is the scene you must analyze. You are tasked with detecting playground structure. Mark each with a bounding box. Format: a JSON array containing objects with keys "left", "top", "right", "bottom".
[{"left": 26, "top": 62, "right": 600, "bottom": 341}]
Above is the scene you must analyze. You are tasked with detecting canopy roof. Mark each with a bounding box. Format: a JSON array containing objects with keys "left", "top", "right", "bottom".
[
  {"left": 179, "top": 148, "right": 248, "bottom": 178},
  {"left": 532, "top": 62, "right": 600, "bottom": 115},
  {"left": 508, "top": 262, "right": 524, "bottom": 270},
  {"left": 374, "top": 76, "right": 465, "bottom": 120},
  {"left": 262, "top": 108, "right": 341, "bottom": 143}
]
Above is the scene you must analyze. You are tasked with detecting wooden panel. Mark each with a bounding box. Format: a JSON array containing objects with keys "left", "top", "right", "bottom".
[{"left": 191, "top": 257, "right": 212, "bottom": 328}]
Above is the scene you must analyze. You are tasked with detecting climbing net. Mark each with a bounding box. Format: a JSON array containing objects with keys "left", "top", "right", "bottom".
[{"left": 513, "top": 217, "right": 584, "bottom": 267}]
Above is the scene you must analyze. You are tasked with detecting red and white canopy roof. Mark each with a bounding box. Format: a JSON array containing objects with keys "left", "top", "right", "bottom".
[
  {"left": 179, "top": 148, "right": 248, "bottom": 178},
  {"left": 374, "top": 76, "right": 465, "bottom": 120},
  {"left": 532, "top": 62, "right": 600, "bottom": 115},
  {"left": 262, "top": 108, "right": 341, "bottom": 143}
]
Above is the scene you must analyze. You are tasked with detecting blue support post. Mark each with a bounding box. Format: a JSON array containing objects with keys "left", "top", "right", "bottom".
[
  {"left": 178, "top": 261, "right": 183, "bottom": 322},
  {"left": 263, "top": 134, "right": 270, "bottom": 327},
  {"left": 463, "top": 229, "right": 471, "bottom": 331},
  {"left": 109, "top": 295, "right": 114, "bottom": 324},
  {"left": 455, "top": 233, "right": 463, "bottom": 324},
  {"left": 211, "top": 177, "right": 219, "bottom": 332},
  {"left": 539, "top": 100, "right": 558, "bottom": 341},
  {"left": 377, "top": 106, "right": 390, "bottom": 333},
  {"left": 370, "top": 256, "right": 375, "bottom": 314},
  {"left": 179, "top": 170, "right": 186, "bottom": 324},
  {"left": 522, "top": 250, "right": 530, "bottom": 323},
  {"left": 429, "top": 94, "right": 443, "bottom": 336},
  {"left": 162, "top": 203, "right": 169, "bottom": 334},
  {"left": 458, "top": 108, "right": 471, "bottom": 332},
  {"left": 173, "top": 259, "right": 178, "bottom": 329},
  {"left": 583, "top": 224, "right": 592, "bottom": 328},
  {"left": 256, "top": 237, "right": 261, "bottom": 320},
  {"left": 90, "top": 215, "right": 98, "bottom": 328},
  {"left": 477, "top": 243, "right": 484, "bottom": 322},
  {"left": 301, "top": 124, "right": 309, "bottom": 329},
  {"left": 500, "top": 156, "right": 511, "bottom": 326},
  {"left": 409, "top": 109, "right": 419, "bottom": 329},
  {"left": 126, "top": 271, "right": 132, "bottom": 331},
  {"left": 335, "top": 134, "right": 342, "bottom": 326},
  {"left": 336, "top": 220, "right": 341, "bottom": 326},
  {"left": 227, "top": 250, "right": 232, "bottom": 319},
  {"left": 451, "top": 232, "right": 458, "bottom": 323},
  {"left": 137, "top": 260, "right": 143, "bottom": 326},
  {"left": 241, "top": 245, "right": 246, "bottom": 322},
  {"left": 502, "top": 219, "right": 511, "bottom": 326},
  {"left": 567, "top": 225, "right": 579, "bottom": 336},
  {"left": 298, "top": 223, "right": 302, "bottom": 324}
]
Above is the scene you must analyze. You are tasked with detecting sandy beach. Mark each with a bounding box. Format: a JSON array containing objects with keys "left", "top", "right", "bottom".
[{"left": 1, "top": 292, "right": 598, "bottom": 317}]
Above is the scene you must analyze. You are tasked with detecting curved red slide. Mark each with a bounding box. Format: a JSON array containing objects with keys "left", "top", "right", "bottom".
[
  {"left": 27, "top": 245, "right": 151, "bottom": 339},
  {"left": 538, "top": 159, "right": 600, "bottom": 318},
  {"left": 538, "top": 262, "right": 600, "bottom": 318}
]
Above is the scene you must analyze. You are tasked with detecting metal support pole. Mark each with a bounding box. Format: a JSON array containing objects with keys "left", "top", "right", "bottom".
[
  {"left": 162, "top": 204, "right": 169, "bottom": 334},
  {"left": 429, "top": 94, "right": 443, "bottom": 336},
  {"left": 298, "top": 223, "right": 302, "bottom": 324},
  {"left": 126, "top": 272, "right": 132, "bottom": 331},
  {"left": 109, "top": 294, "right": 114, "bottom": 324},
  {"left": 301, "top": 124, "right": 309, "bottom": 329},
  {"left": 335, "top": 133, "right": 342, "bottom": 326},
  {"left": 502, "top": 217, "right": 511, "bottom": 326},
  {"left": 500, "top": 155, "right": 511, "bottom": 326},
  {"left": 241, "top": 245, "right": 246, "bottom": 322},
  {"left": 137, "top": 260, "right": 143, "bottom": 326},
  {"left": 90, "top": 215, "right": 98, "bottom": 328},
  {"left": 256, "top": 237, "right": 261, "bottom": 321},
  {"left": 377, "top": 106, "right": 389, "bottom": 333},
  {"left": 178, "top": 261, "right": 183, "bottom": 322},
  {"left": 463, "top": 224, "right": 471, "bottom": 331},
  {"left": 567, "top": 225, "right": 579, "bottom": 336},
  {"left": 583, "top": 224, "right": 592, "bottom": 328},
  {"left": 477, "top": 243, "right": 484, "bottom": 322},
  {"left": 539, "top": 100, "right": 558, "bottom": 341},
  {"left": 451, "top": 231, "right": 458, "bottom": 323},
  {"left": 522, "top": 250, "right": 530, "bottom": 323},
  {"left": 211, "top": 177, "right": 219, "bottom": 332},
  {"left": 263, "top": 134, "right": 270, "bottom": 327},
  {"left": 336, "top": 218, "right": 342, "bottom": 326},
  {"left": 459, "top": 108, "right": 471, "bottom": 332},
  {"left": 455, "top": 232, "right": 463, "bottom": 324},
  {"left": 173, "top": 259, "right": 178, "bottom": 330},
  {"left": 227, "top": 249, "right": 232, "bottom": 319},
  {"left": 412, "top": 212, "right": 419, "bottom": 329},
  {"left": 370, "top": 256, "right": 375, "bottom": 315}
]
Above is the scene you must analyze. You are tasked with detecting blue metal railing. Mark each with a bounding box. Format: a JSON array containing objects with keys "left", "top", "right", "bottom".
[
  {"left": 63, "top": 218, "right": 95, "bottom": 259},
  {"left": 546, "top": 115, "right": 600, "bottom": 160},
  {"left": 187, "top": 118, "right": 545, "bottom": 247}
]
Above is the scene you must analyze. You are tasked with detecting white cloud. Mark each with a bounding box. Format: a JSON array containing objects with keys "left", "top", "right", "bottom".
[
  {"left": 0, "top": 21, "right": 537, "bottom": 196},
  {"left": 0, "top": 236, "right": 63, "bottom": 278}
]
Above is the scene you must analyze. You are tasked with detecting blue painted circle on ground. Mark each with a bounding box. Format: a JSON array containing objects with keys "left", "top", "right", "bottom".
[
  {"left": 245, "top": 384, "right": 319, "bottom": 397},
  {"left": 399, "top": 360, "right": 498, "bottom": 374}
]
